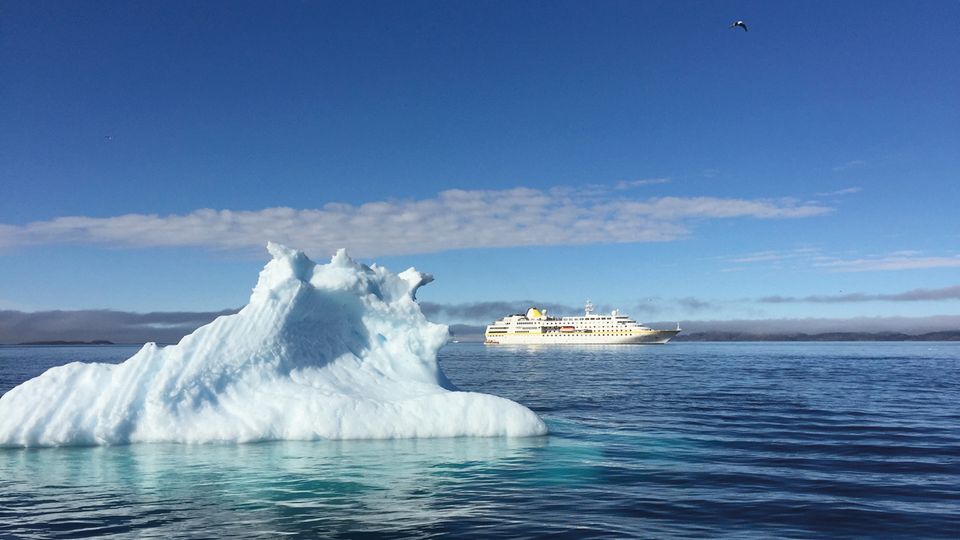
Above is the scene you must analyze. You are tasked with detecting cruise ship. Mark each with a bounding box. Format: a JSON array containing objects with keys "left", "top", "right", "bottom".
[{"left": 484, "top": 301, "right": 681, "bottom": 345}]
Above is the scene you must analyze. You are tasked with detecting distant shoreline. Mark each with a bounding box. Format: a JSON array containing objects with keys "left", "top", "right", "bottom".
[
  {"left": 673, "top": 331, "right": 960, "bottom": 342},
  {"left": 449, "top": 330, "right": 960, "bottom": 343},
  {"left": 4, "top": 330, "right": 960, "bottom": 346},
  {"left": 15, "top": 340, "right": 116, "bottom": 346}
]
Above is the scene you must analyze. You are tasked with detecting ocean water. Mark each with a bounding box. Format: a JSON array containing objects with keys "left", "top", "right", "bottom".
[{"left": 1, "top": 342, "right": 958, "bottom": 538}]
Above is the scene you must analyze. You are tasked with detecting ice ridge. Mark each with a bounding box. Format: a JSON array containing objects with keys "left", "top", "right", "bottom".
[{"left": 0, "top": 243, "right": 547, "bottom": 446}]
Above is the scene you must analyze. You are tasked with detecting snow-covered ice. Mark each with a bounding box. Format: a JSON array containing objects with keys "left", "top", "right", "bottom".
[{"left": 0, "top": 243, "right": 547, "bottom": 447}]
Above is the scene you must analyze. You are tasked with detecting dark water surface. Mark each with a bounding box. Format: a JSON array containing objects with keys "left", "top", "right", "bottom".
[{"left": 1, "top": 342, "right": 958, "bottom": 538}]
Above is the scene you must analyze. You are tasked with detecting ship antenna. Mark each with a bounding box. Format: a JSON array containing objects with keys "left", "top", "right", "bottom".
[{"left": 584, "top": 300, "right": 594, "bottom": 316}]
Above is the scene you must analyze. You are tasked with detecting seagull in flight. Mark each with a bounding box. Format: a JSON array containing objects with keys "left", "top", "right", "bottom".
[{"left": 730, "top": 20, "right": 748, "bottom": 32}]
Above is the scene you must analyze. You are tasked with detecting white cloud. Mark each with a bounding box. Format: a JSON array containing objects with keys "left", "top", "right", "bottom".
[
  {"left": 833, "top": 160, "right": 867, "bottom": 172},
  {"left": 0, "top": 185, "right": 832, "bottom": 257},
  {"left": 815, "top": 186, "right": 862, "bottom": 197},
  {"left": 815, "top": 255, "right": 960, "bottom": 272},
  {"left": 728, "top": 247, "right": 960, "bottom": 273},
  {"left": 728, "top": 247, "right": 821, "bottom": 264},
  {"left": 614, "top": 178, "right": 671, "bottom": 190}
]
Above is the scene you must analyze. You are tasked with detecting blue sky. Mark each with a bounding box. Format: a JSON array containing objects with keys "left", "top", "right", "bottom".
[{"left": 1, "top": 1, "right": 959, "bottom": 326}]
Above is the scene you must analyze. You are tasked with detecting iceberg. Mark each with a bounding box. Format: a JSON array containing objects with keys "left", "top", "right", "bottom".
[{"left": 0, "top": 243, "right": 547, "bottom": 447}]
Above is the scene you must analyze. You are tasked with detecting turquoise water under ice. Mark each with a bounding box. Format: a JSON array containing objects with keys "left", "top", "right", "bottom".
[{"left": 2, "top": 342, "right": 959, "bottom": 538}]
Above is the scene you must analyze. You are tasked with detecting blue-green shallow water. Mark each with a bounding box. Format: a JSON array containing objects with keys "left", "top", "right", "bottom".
[{"left": 2, "top": 342, "right": 959, "bottom": 538}]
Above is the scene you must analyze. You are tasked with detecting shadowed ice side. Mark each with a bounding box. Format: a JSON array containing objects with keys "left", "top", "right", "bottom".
[{"left": 0, "top": 243, "right": 547, "bottom": 447}]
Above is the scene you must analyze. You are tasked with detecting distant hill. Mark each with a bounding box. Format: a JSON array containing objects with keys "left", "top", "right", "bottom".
[
  {"left": 7, "top": 326, "right": 960, "bottom": 346},
  {"left": 669, "top": 331, "right": 960, "bottom": 342},
  {"left": 4, "top": 309, "right": 958, "bottom": 345},
  {"left": 449, "top": 325, "right": 486, "bottom": 342},
  {"left": 17, "top": 340, "right": 115, "bottom": 346}
]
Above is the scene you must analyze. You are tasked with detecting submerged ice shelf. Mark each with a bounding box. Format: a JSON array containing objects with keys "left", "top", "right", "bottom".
[{"left": 0, "top": 243, "right": 547, "bottom": 447}]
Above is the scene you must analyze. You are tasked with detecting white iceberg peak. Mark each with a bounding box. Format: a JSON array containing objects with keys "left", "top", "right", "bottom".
[{"left": 0, "top": 244, "right": 547, "bottom": 447}]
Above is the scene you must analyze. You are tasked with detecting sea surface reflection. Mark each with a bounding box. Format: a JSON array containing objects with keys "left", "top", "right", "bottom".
[
  {"left": 3, "top": 436, "right": 592, "bottom": 537},
  {"left": 2, "top": 342, "right": 959, "bottom": 538}
]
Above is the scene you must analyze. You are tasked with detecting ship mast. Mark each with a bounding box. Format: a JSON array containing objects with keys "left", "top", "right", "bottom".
[{"left": 584, "top": 300, "right": 594, "bottom": 316}]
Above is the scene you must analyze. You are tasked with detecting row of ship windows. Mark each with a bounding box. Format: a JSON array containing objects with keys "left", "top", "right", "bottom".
[
  {"left": 493, "top": 326, "right": 632, "bottom": 330},
  {"left": 487, "top": 331, "right": 643, "bottom": 335},
  {"left": 504, "top": 318, "right": 631, "bottom": 323},
  {"left": 515, "top": 319, "right": 631, "bottom": 323},
  {"left": 548, "top": 317, "right": 624, "bottom": 320},
  {"left": 490, "top": 321, "right": 635, "bottom": 328},
  {"left": 516, "top": 323, "right": 631, "bottom": 327},
  {"left": 487, "top": 332, "right": 635, "bottom": 337}
]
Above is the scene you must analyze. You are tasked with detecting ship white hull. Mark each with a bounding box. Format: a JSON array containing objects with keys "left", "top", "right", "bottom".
[{"left": 485, "top": 330, "right": 679, "bottom": 345}]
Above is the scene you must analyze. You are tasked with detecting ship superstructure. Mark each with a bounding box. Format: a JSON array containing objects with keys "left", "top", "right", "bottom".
[{"left": 484, "top": 301, "right": 680, "bottom": 345}]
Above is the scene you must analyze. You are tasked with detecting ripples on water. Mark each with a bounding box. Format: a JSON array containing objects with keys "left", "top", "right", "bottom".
[{"left": 1, "top": 343, "right": 959, "bottom": 538}]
